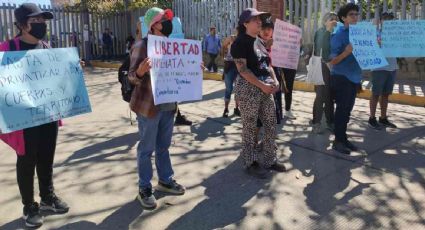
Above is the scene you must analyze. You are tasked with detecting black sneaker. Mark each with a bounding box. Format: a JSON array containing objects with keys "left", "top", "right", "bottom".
[
  {"left": 379, "top": 117, "right": 397, "bottom": 128},
  {"left": 234, "top": 107, "right": 241, "bottom": 117},
  {"left": 175, "top": 115, "right": 192, "bottom": 126},
  {"left": 268, "top": 162, "right": 286, "bottom": 172},
  {"left": 40, "top": 194, "right": 69, "bottom": 214},
  {"left": 245, "top": 162, "right": 271, "bottom": 179},
  {"left": 223, "top": 108, "right": 229, "bottom": 118},
  {"left": 23, "top": 202, "right": 43, "bottom": 228},
  {"left": 344, "top": 140, "right": 359, "bottom": 152},
  {"left": 332, "top": 141, "right": 351, "bottom": 155},
  {"left": 137, "top": 187, "right": 157, "bottom": 210},
  {"left": 368, "top": 117, "right": 382, "bottom": 130},
  {"left": 156, "top": 180, "right": 186, "bottom": 195}
]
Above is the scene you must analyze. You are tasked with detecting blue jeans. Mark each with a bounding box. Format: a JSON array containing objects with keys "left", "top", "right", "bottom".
[
  {"left": 224, "top": 66, "right": 238, "bottom": 101},
  {"left": 136, "top": 111, "right": 175, "bottom": 189}
]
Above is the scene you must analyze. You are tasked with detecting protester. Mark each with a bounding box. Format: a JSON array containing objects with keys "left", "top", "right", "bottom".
[
  {"left": 203, "top": 26, "right": 221, "bottom": 72},
  {"left": 311, "top": 12, "right": 337, "bottom": 134},
  {"left": 0, "top": 3, "right": 70, "bottom": 227},
  {"left": 368, "top": 11, "right": 398, "bottom": 130},
  {"left": 329, "top": 3, "right": 362, "bottom": 154},
  {"left": 255, "top": 17, "right": 287, "bottom": 143},
  {"left": 232, "top": 8, "right": 285, "bottom": 179},
  {"left": 128, "top": 7, "right": 185, "bottom": 210},
  {"left": 282, "top": 65, "right": 298, "bottom": 119},
  {"left": 126, "top": 33, "right": 135, "bottom": 54},
  {"left": 222, "top": 32, "right": 241, "bottom": 117},
  {"left": 259, "top": 16, "right": 285, "bottom": 124},
  {"left": 102, "top": 28, "right": 113, "bottom": 60},
  {"left": 175, "top": 108, "right": 193, "bottom": 126}
]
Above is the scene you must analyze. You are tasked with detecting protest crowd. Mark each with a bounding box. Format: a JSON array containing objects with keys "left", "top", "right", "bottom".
[{"left": 0, "top": 2, "right": 422, "bottom": 228}]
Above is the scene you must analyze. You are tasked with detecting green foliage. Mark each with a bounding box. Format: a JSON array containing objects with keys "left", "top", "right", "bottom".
[{"left": 69, "top": 0, "right": 173, "bottom": 14}]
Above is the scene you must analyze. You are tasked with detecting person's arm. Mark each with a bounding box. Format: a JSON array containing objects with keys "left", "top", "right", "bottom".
[
  {"left": 329, "top": 33, "right": 352, "bottom": 65},
  {"left": 234, "top": 58, "right": 275, "bottom": 95},
  {"left": 329, "top": 44, "right": 352, "bottom": 65},
  {"left": 221, "top": 37, "right": 229, "bottom": 57},
  {"left": 269, "top": 66, "right": 281, "bottom": 93},
  {"left": 269, "top": 66, "right": 279, "bottom": 87},
  {"left": 128, "top": 40, "right": 151, "bottom": 86}
]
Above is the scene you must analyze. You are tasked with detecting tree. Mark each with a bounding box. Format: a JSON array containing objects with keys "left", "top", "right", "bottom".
[{"left": 69, "top": 0, "right": 173, "bottom": 14}]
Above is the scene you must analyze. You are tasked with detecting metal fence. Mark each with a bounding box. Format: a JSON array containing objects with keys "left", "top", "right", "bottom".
[
  {"left": 173, "top": 0, "right": 253, "bottom": 40},
  {"left": 2, "top": 1, "right": 423, "bottom": 58},
  {"left": 173, "top": 0, "right": 424, "bottom": 43},
  {"left": 284, "top": 0, "right": 425, "bottom": 43},
  {"left": 0, "top": 3, "right": 146, "bottom": 59}
]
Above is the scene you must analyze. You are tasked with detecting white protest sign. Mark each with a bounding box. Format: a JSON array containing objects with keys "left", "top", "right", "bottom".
[
  {"left": 271, "top": 19, "right": 302, "bottom": 70},
  {"left": 147, "top": 35, "right": 203, "bottom": 105}
]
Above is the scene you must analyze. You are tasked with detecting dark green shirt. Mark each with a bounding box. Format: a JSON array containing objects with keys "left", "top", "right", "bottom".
[{"left": 313, "top": 27, "right": 332, "bottom": 62}]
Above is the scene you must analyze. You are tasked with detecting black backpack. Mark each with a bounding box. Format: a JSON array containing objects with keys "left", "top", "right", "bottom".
[
  {"left": 118, "top": 55, "right": 133, "bottom": 102},
  {"left": 118, "top": 37, "right": 148, "bottom": 102}
]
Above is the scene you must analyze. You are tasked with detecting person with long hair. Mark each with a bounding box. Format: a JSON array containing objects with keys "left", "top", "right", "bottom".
[
  {"left": 222, "top": 32, "right": 240, "bottom": 117},
  {"left": 232, "top": 8, "right": 285, "bottom": 179}
]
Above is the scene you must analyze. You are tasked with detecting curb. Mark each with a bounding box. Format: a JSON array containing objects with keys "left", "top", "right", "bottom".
[
  {"left": 90, "top": 60, "right": 122, "bottom": 69},
  {"left": 89, "top": 62, "right": 424, "bottom": 107}
]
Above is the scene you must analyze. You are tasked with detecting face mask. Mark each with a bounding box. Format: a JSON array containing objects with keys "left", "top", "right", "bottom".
[
  {"left": 29, "top": 23, "right": 47, "bottom": 40},
  {"left": 161, "top": 20, "right": 173, "bottom": 37}
]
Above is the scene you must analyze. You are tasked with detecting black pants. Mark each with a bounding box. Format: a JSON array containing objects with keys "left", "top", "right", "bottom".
[
  {"left": 282, "top": 68, "right": 296, "bottom": 111},
  {"left": 17, "top": 122, "right": 58, "bottom": 206},
  {"left": 313, "top": 63, "right": 334, "bottom": 124},
  {"left": 330, "top": 75, "right": 357, "bottom": 143},
  {"left": 274, "top": 67, "right": 283, "bottom": 123},
  {"left": 207, "top": 53, "right": 218, "bottom": 72}
]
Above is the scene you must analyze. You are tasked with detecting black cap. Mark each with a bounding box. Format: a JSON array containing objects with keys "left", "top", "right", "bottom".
[
  {"left": 14, "top": 3, "right": 54, "bottom": 24},
  {"left": 262, "top": 17, "right": 274, "bottom": 29},
  {"left": 238, "top": 8, "right": 271, "bottom": 25}
]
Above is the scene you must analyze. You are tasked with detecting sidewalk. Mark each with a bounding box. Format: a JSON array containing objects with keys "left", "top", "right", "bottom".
[
  {"left": 1, "top": 68, "right": 424, "bottom": 230},
  {"left": 90, "top": 60, "right": 425, "bottom": 107}
]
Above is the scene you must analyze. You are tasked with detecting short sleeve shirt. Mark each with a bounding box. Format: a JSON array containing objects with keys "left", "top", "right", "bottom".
[{"left": 231, "top": 33, "right": 271, "bottom": 78}]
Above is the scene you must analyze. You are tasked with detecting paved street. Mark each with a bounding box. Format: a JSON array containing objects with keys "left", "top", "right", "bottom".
[{"left": 1, "top": 68, "right": 424, "bottom": 230}]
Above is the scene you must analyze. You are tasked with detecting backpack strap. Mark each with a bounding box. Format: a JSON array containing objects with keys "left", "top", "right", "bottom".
[
  {"left": 142, "top": 37, "right": 148, "bottom": 49},
  {"left": 9, "top": 38, "right": 20, "bottom": 51}
]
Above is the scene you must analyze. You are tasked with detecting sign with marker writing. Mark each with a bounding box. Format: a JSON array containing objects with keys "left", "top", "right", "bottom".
[
  {"left": 147, "top": 35, "right": 203, "bottom": 105},
  {"left": 349, "top": 22, "right": 388, "bottom": 70},
  {"left": 271, "top": 19, "right": 302, "bottom": 70},
  {"left": 0, "top": 48, "right": 91, "bottom": 134},
  {"left": 381, "top": 20, "right": 425, "bottom": 57}
]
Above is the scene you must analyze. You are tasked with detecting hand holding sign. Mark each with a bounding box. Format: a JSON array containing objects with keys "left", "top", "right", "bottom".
[
  {"left": 0, "top": 48, "right": 91, "bottom": 133},
  {"left": 349, "top": 22, "right": 388, "bottom": 70},
  {"left": 136, "top": 58, "right": 152, "bottom": 77},
  {"left": 147, "top": 35, "right": 202, "bottom": 105},
  {"left": 344, "top": 44, "right": 353, "bottom": 54}
]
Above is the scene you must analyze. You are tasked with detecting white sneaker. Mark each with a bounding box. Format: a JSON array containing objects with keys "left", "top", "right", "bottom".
[{"left": 285, "top": 110, "right": 296, "bottom": 120}]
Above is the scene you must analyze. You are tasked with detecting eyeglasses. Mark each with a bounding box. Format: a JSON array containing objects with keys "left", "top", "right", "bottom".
[{"left": 348, "top": 13, "right": 360, "bottom": 17}]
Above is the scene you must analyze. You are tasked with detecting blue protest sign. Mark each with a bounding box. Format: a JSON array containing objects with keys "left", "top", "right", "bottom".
[
  {"left": 381, "top": 20, "right": 425, "bottom": 57},
  {"left": 0, "top": 48, "right": 91, "bottom": 134},
  {"left": 349, "top": 22, "right": 389, "bottom": 70},
  {"left": 332, "top": 22, "right": 344, "bottom": 34},
  {"left": 140, "top": 16, "right": 184, "bottom": 39}
]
